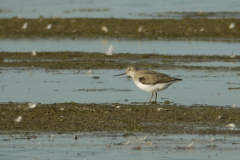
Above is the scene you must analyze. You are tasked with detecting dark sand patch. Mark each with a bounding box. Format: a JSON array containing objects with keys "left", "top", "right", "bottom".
[
  {"left": 0, "top": 18, "right": 240, "bottom": 39},
  {"left": 1, "top": 103, "right": 240, "bottom": 135},
  {"left": 0, "top": 52, "right": 239, "bottom": 70}
]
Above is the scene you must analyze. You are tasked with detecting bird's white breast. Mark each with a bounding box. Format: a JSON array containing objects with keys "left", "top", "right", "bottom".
[{"left": 133, "top": 79, "right": 175, "bottom": 92}]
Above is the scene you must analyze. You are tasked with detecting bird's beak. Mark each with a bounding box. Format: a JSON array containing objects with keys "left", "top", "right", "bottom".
[{"left": 113, "top": 72, "right": 126, "bottom": 77}]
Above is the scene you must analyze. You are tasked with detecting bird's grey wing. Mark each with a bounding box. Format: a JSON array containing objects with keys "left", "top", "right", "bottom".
[{"left": 138, "top": 71, "right": 180, "bottom": 85}]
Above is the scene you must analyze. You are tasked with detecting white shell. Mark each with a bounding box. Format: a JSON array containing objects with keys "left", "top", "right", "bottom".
[
  {"left": 28, "top": 102, "right": 37, "bottom": 109},
  {"left": 32, "top": 50, "right": 37, "bottom": 56},
  {"left": 106, "top": 44, "right": 114, "bottom": 55},
  {"left": 14, "top": 115, "right": 22, "bottom": 122},
  {"left": 101, "top": 26, "right": 108, "bottom": 32},
  {"left": 229, "top": 23, "right": 235, "bottom": 29},
  {"left": 226, "top": 123, "right": 236, "bottom": 128},
  {"left": 46, "top": 24, "right": 52, "bottom": 29},
  {"left": 22, "top": 23, "right": 28, "bottom": 29}
]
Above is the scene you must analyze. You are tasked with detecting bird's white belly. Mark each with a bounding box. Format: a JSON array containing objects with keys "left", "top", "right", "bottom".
[{"left": 134, "top": 80, "right": 174, "bottom": 92}]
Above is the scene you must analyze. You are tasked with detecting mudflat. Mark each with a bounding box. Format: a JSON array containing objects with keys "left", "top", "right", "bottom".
[
  {"left": 0, "top": 18, "right": 240, "bottom": 39},
  {"left": 1, "top": 103, "right": 239, "bottom": 135}
]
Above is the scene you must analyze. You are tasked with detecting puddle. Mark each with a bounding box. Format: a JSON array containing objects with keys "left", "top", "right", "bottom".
[
  {"left": 0, "top": 68, "right": 239, "bottom": 106},
  {"left": 0, "top": 0, "right": 240, "bottom": 19},
  {"left": 1, "top": 38, "right": 240, "bottom": 56},
  {"left": 0, "top": 132, "right": 239, "bottom": 160}
]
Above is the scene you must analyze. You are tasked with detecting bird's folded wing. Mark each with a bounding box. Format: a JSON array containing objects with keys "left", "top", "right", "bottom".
[{"left": 138, "top": 71, "right": 178, "bottom": 85}]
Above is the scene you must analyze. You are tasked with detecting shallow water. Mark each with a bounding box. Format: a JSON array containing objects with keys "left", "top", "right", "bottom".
[
  {"left": 0, "top": 0, "right": 240, "bottom": 19},
  {"left": 182, "top": 61, "right": 240, "bottom": 67},
  {"left": 1, "top": 1, "right": 240, "bottom": 160},
  {"left": 1, "top": 38, "right": 240, "bottom": 56},
  {"left": 0, "top": 68, "right": 239, "bottom": 107},
  {"left": 0, "top": 132, "right": 239, "bottom": 160}
]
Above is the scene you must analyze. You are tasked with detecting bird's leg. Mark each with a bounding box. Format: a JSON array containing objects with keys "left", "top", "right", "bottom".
[
  {"left": 154, "top": 92, "right": 157, "bottom": 102},
  {"left": 149, "top": 92, "right": 154, "bottom": 102}
]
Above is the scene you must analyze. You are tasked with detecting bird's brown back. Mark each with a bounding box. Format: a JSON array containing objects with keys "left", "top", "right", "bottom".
[{"left": 137, "top": 70, "right": 182, "bottom": 85}]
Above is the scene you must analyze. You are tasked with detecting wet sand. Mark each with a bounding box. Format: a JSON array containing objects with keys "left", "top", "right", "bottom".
[
  {"left": 0, "top": 18, "right": 240, "bottom": 39},
  {"left": 1, "top": 52, "right": 240, "bottom": 71},
  {"left": 1, "top": 103, "right": 239, "bottom": 135},
  {"left": 1, "top": 17, "right": 239, "bottom": 136},
  {"left": 1, "top": 9, "right": 240, "bottom": 160}
]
